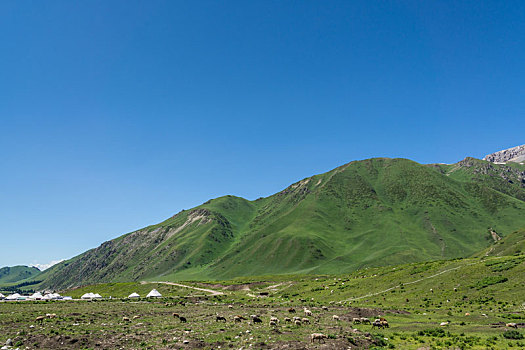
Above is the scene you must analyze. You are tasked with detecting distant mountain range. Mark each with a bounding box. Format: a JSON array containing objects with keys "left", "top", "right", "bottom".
[
  {"left": 0, "top": 265, "right": 40, "bottom": 284},
  {"left": 5, "top": 146, "right": 525, "bottom": 290}
]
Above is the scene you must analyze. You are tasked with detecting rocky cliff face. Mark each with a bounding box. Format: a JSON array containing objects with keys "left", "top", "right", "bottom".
[{"left": 484, "top": 145, "right": 525, "bottom": 163}]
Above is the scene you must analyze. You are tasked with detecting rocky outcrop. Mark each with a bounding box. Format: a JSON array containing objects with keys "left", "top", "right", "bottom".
[{"left": 484, "top": 145, "right": 525, "bottom": 163}]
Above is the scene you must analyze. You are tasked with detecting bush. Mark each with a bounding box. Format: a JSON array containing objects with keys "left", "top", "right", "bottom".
[
  {"left": 503, "top": 330, "right": 524, "bottom": 340},
  {"left": 474, "top": 276, "right": 508, "bottom": 289},
  {"left": 418, "top": 328, "right": 446, "bottom": 337}
]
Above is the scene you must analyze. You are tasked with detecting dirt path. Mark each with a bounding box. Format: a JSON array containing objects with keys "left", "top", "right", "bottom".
[
  {"left": 143, "top": 281, "right": 225, "bottom": 296},
  {"left": 341, "top": 259, "right": 489, "bottom": 303}
]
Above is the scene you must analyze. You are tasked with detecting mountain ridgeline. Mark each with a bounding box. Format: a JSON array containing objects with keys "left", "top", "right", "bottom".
[
  {"left": 0, "top": 266, "right": 40, "bottom": 284},
  {"left": 36, "top": 156, "right": 525, "bottom": 290}
]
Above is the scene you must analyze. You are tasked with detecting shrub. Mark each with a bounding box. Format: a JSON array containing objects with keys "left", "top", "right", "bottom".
[
  {"left": 503, "top": 330, "right": 524, "bottom": 340},
  {"left": 474, "top": 276, "right": 508, "bottom": 289},
  {"left": 417, "top": 328, "right": 446, "bottom": 337}
]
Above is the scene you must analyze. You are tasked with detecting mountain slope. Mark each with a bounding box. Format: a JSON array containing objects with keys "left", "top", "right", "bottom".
[
  {"left": 476, "top": 228, "right": 525, "bottom": 257},
  {"left": 38, "top": 157, "right": 525, "bottom": 289},
  {"left": 0, "top": 266, "right": 40, "bottom": 284}
]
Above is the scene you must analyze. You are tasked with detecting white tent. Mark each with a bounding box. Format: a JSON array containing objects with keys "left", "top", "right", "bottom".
[
  {"left": 42, "top": 293, "right": 62, "bottom": 300},
  {"left": 81, "top": 292, "right": 96, "bottom": 299},
  {"left": 128, "top": 292, "right": 140, "bottom": 298},
  {"left": 29, "top": 292, "right": 43, "bottom": 300},
  {"left": 146, "top": 289, "right": 162, "bottom": 298},
  {"left": 62, "top": 296, "right": 72, "bottom": 300},
  {"left": 6, "top": 293, "right": 22, "bottom": 300},
  {"left": 0, "top": 293, "right": 5, "bottom": 299},
  {"left": 93, "top": 293, "right": 102, "bottom": 299}
]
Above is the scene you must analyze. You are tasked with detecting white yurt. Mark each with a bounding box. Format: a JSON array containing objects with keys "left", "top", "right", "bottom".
[
  {"left": 29, "top": 292, "right": 43, "bottom": 300},
  {"left": 128, "top": 292, "right": 140, "bottom": 298},
  {"left": 0, "top": 293, "right": 5, "bottom": 299},
  {"left": 42, "top": 293, "right": 62, "bottom": 300},
  {"left": 93, "top": 293, "right": 102, "bottom": 299},
  {"left": 6, "top": 293, "right": 22, "bottom": 300},
  {"left": 146, "top": 289, "right": 162, "bottom": 298},
  {"left": 62, "top": 296, "right": 73, "bottom": 300},
  {"left": 81, "top": 292, "right": 96, "bottom": 299}
]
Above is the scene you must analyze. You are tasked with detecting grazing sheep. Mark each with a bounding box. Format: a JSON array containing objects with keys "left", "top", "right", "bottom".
[
  {"left": 172, "top": 313, "right": 180, "bottom": 318},
  {"left": 303, "top": 308, "right": 312, "bottom": 317},
  {"left": 216, "top": 316, "right": 226, "bottom": 322},
  {"left": 430, "top": 288, "right": 433, "bottom": 293},
  {"left": 381, "top": 320, "right": 389, "bottom": 328},
  {"left": 132, "top": 315, "right": 140, "bottom": 320},
  {"left": 270, "top": 316, "right": 279, "bottom": 324},
  {"left": 35, "top": 316, "right": 45, "bottom": 324},
  {"left": 372, "top": 319, "right": 383, "bottom": 329},
  {"left": 321, "top": 306, "right": 328, "bottom": 311},
  {"left": 46, "top": 313, "right": 57, "bottom": 319},
  {"left": 293, "top": 316, "right": 301, "bottom": 322},
  {"left": 310, "top": 333, "right": 327, "bottom": 343},
  {"left": 233, "top": 315, "right": 245, "bottom": 322},
  {"left": 179, "top": 316, "right": 187, "bottom": 323},
  {"left": 294, "top": 319, "right": 302, "bottom": 326},
  {"left": 301, "top": 317, "right": 310, "bottom": 324},
  {"left": 506, "top": 323, "right": 518, "bottom": 329},
  {"left": 228, "top": 304, "right": 234, "bottom": 309},
  {"left": 332, "top": 315, "right": 340, "bottom": 321},
  {"left": 284, "top": 317, "right": 292, "bottom": 323},
  {"left": 269, "top": 320, "right": 277, "bottom": 326},
  {"left": 288, "top": 308, "right": 296, "bottom": 313},
  {"left": 453, "top": 287, "right": 457, "bottom": 292},
  {"left": 360, "top": 317, "right": 371, "bottom": 325},
  {"left": 122, "top": 317, "right": 131, "bottom": 322},
  {"left": 252, "top": 316, "right": 262, "bottom": 324},
  {"left": 352, "top": 317, "right": 361, "bottom": 324},
  {"left": 440, "top": 322, "right": 449, "bottom": 326},
  {"left": 465, "top": 313, "right": 471, "bottom": 316}
]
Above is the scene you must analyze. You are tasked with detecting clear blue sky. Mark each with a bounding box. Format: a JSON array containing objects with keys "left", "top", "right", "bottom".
[{"left": 1, "top": 1, "right": 523, "bottom": 268}]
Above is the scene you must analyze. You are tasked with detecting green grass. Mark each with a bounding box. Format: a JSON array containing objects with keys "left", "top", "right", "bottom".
[
  {"left": 0, "top": 266, "right": 40, "bottom": 284},
  {"left": 22, "top": 157, "right": 525, "bottom": 290},
  {"left": 2, "top": 251, "right": 524, "bottom": 349}
]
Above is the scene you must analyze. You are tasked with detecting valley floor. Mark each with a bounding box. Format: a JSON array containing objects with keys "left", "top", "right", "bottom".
[{"left": 1, "top": 255, "right": 524, "bottom": 349}]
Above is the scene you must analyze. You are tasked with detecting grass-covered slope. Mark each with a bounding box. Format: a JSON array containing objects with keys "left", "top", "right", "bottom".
[
  {"left": 0, "top": 265, "right": 40, "bottom": 284},
  {"left": 476, "top": 228, "right": 525, "bottom": 257},
  {"left": 37, "top": 158, "right": 525, "bottom": 289}
]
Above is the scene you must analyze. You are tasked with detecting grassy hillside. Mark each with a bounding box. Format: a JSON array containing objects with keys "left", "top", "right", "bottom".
[
  {"left": 35, "top": 158, "right": 525, "bottom": 289},
  {"left": 476, "top": 228, "right": 525, "bottom": 257},
  {"left": 0, "top": 265, "right": 40, "bottom": 284}
]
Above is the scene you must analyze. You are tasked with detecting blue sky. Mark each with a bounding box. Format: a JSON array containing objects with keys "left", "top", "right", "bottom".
[{"left": 1, "top": 1, "right": 524, "bottom": 268}]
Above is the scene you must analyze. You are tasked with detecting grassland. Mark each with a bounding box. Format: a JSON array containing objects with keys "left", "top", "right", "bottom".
[{"left": 2, "top": 247, "right": 524, "bottom": 349}]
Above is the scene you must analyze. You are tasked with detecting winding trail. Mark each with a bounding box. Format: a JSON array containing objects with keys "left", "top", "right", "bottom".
[
  {"left": 143, "top": 281, "right": 224, "bottom": 296},
  {"left": 341, "top": 259, "right": 494, "bottom": 303}
]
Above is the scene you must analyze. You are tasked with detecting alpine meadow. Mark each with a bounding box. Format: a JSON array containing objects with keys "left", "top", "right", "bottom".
[{"left": 2, "top": 1, "right": 525, "bottom": 349}]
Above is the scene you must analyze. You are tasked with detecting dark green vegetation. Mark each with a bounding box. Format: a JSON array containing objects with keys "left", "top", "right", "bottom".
[
  {"left": 0, "top": 265, "right": 40, "bottom": 284},
  {"left": 1, "top": 248, "right": 524, "bottom": 349},
  {"left": 16, "top": 157, "right": 525, "bottom": 289}
]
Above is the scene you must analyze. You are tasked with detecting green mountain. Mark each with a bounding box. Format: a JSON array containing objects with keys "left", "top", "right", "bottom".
[
  {"left": 37, "top": 157, "right": 525, "bottom": 290},
  {"left": 0, "top": 265, "right": 40, "bottom": 284}
]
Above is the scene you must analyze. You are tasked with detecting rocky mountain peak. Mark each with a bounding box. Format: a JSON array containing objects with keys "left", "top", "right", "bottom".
[{"left": 483, "top": 144, "right": 525, "bottom": 163}]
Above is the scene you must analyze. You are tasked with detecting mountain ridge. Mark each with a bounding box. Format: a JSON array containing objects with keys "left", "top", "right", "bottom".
[
  {"left": 31, "top": 154, "right": 525, "bottom": 290},
  {"left": 483, "top": 144, "right": 525, "bottom": 163},
  {"left": 0, "top": 265, "right": 40, "bottom": 284}
]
